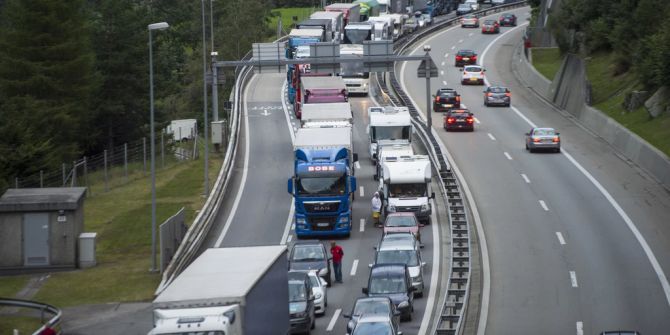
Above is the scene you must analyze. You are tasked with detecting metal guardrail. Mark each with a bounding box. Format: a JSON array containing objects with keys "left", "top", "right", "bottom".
[
  {"left": 0, "top": 298, "right": 62, "bottom": 335},
  {"left": 375, "top": 2, "right": 528, "bottom": 334}
]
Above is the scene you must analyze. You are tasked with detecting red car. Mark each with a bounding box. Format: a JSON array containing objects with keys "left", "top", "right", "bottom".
[
  {"left": 383, "top": 212, "right": 422, "bottom": 242},
  {"left": 481, "top": 19, "right": 500, "bottom": 34},
  {"left": 499, "top": 13, "right": 517, "bottom": 27}
]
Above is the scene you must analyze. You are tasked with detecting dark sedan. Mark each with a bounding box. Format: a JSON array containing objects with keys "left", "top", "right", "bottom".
[
  {"left": 343, "top": 297, "right": 400, "bottom": 335},
  {"left": 455, "top": 49, "right": 477, "bottom": 67},
  {"left": 525, "top": 127, "right": 561, "bottom": 153},
  {"left": 499, "top": 13, "right": 517, "bottom": 26},
  {"left": 484, "top": 86, "right": 511, "bottom": 106},
  {"left": 433, "top": 88, "right": 461, "bottom": 112},
  {"left": 444, "top": 109, "right": 475, "bottom": 132}
]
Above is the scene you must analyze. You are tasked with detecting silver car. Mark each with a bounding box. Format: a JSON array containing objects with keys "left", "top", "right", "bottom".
[
  {"left": 307, "top": 270, "right": 328, "bottom": 315},
  {"left": 525, "top": 127, "right": 561, "bottom": 153},
  {"left": 372, "top": 232, "right": 426, "bottom": 297}
]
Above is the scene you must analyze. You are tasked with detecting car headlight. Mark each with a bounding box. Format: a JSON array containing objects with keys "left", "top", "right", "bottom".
[
  {"left": 398, "top": 301, "right": 409, "bottom": 309},
  {"left": 388, "top": 205, "right": 396, "bottom": 212},
  {"left": 338, "top": 216, "right": 348, "bottom": 223},
  {"left": 315, "top": 292, "right": 322, "bottom": 300},
  {"left": 293, "top": 310, "right": 308, "bottom": 319},
  {"left": 421, "top": 203, "right": 429, "bottom": 212},
  {"left": 296, "top": 218, "right": 306, "bottom": 224}
]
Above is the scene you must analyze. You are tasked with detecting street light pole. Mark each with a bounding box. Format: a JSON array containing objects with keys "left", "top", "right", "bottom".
[
  {"left": 201, "top": 0, "right": 210, "bottom": 195},
  {"left": 148, "top": 21, "right": 169, "bottom": 273},
  {"left": 424, "top": 45, "right": 432, "bottom": 131},
  {"left": 209, "top": 0, "right": 219, "bottom": 123}
]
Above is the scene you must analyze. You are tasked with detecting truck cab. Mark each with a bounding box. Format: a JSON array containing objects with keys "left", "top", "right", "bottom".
[
  {"left": 381, "top": 13, "right": 406, "bottom": 39},
  {"left": 344, "top": 21, "right": 373, "bottom": 44},
  {"left": 368, "top": 16, "right": 394, "bottom": 41},
  {"left": 379, "top": 155, "right": 434, "bottom": 224},
  {"left": 339, "top": 44, "right": 369, "bottom": 96},
  {"left": 368, "top": 106, "right": 413, "bottom": 162},
  {"left": 374, "top": 141, "right": 413, "bottom": 181}
]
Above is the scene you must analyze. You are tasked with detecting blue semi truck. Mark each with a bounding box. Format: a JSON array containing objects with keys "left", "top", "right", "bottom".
[{"left": 287, "top": 127, "right": 358, "bottom": 238}]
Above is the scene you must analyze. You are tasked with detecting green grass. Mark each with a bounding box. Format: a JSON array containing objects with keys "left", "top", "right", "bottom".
[
  {"left": 585, "top": 52, "right": 670, "bottom": 157},
  {"left": 0, "top": 316, "right": 45, "bottom": 334},
  {"left": 531, "top": 47, "right": 562, "bottom": 81},
  {"left": 269, "top": 7, "right": 318, "bottom": 34},
  {"left": 1, "top": 139, "right": 224, "bottom": 309},
  {"left": 0, "top": 275, "right": 30, "bottom": 298}
]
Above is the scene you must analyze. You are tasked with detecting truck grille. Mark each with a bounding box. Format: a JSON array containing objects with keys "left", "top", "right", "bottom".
[
  {"left": 304, "top": 202, "right": 340, "bottom": 213},
  {"left": 309, "top": 217, "right": 337, "bottom": 231},
  {"left": 397, "top": 206, "right": 420, "bottom": 213},
  {"left": 346, "top": 83, "right": 361, "bottom": 87}
]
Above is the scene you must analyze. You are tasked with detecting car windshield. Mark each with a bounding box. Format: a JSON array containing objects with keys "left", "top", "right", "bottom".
[
  {"left": 289, "top": 281, "right": 308, "bottom": 302},
  {"left": 345, "top": 28, "right": 372, "bottom": 44},
  {"left": 370, "top": 275, "right": 406, "bottom": 294},
  {"left": 533, "top": 128, "right": 556, "bottom": 136},
  {"left": 489, "top": 87, "right": 507, "bottom": 93},
  {"left": 297, "top": 175, "right": 346, "bottom": 196},
  {"left": 293, "top": 245, "right": 326, "bottom": 261},
  {"left": 464, "top": 66, "right": 482, "bottom": 72},
  {"left": 388, "top": 183, "right": 426, "bottom": 198},
  {"left": 352, "top": 322, "right": 393, "bottom": 335},
  {"left": 439, "top": 91, "right": 457, "bottom": 98},
  {"left": 385, "top": 216, "right": 416, "bottom": 227},
  {"left": 308, "top": 274, "right": 321, "bottom": 287},
  {"left": 377, "top": 250, "right": 419, "bottom": 266},
  {"left": 353, "top": 301, "right": 392, "bottom": 316},
  {"left": 372, "top": 126, "right": 410, "bottom": 141},
  {"left": 341, "top": 61, "right": 369, "bottom": 78},
  {"left": 458, "top": 50, "right": 475, "bottom": 56},
  {"left": 161, "top": 332, "right": 225, "bottom": 335}
]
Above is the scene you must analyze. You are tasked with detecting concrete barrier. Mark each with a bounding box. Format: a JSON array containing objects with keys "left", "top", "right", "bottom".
[{"left": 512, "top": 43, "right": 670, "bottom": 189}]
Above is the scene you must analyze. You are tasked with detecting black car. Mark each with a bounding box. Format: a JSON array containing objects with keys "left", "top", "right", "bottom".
[
  {"left": 456, "top": 3, "right": 473, "bottom": 16},
  {"left": 288, "top": 271, "right": 316, "bottom": 334},
  {"left": 499, "top": 13, "right": 517, "bottom": 26},
  {"left": 443, "top": 109, "right": 474, "bottom": 132},
  {"left": 484, "top": 86, "right": 511, "bottom": 106},
  {"left": 433, "top": 88, "right": 461, "bottom": 112},
  {"left": 343, "top": 297, "right": 400, "bottom": 335},
  {"left": 362, "top": 264, "right": 415, "bottom": 321},
  {"left": 289, "top": 241, "right": 332, "bottom": 286},
  {"left": 455, "top": 49, "right": 477, "bottom": 67}
]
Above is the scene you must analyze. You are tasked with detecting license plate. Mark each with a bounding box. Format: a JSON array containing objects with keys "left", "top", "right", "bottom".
[
  {"left": 456, "top": 119, "right": 465, "bottom": 122},
  {"left": 442, "top": 104, "right": 452, "bottom": 107},
  {"left": 470, "top": 78, "right": 477, "bottom": 81},
  {"left": 463, "top": 57, "right": 470, "bottom": 61},
  {"left": 316, "top": 222, "right": 329, "bottom": 227}
]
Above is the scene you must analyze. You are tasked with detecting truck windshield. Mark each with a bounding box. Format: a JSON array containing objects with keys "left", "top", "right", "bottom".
[
  {"left": 159, "top": 332, "right": 225, "bottom": 335},
  {"left": 369, "top": 275, "right": 406, "bottom": 294},
  {"left": 289, "top": 281, "right": 308, "bottom": 302},
  {"left": 372, "top": 126, "right": 410, "bottom": 141},
  {"left": 376, "top": 250, "right": 419, "bottom": 267},
  {"left": 345, "top": 29, "right": 371, "bottom": 44},
  {"left": 341, "top": 61, "right": 369, "bottom": 79},
  {"left": 389, "top": 183, "right": 426, "bottom": 198},
  {"left": 297, "top": 175, "right": 347, "bottom": 196}
]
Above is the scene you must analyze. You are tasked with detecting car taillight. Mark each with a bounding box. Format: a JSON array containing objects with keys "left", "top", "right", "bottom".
[
  {"left": 435, "top": 96, "right": 440, "bottom": 102},
  {"left": 447, "top": 117, "right": 455, "bottom": 124},
  {"left": 533, "top": 138, "right": 541, "bottom": 143},
  {"left": 553, "top": 136, "right": 560, "bottom": 142},
  {"left": 456, "top": 96, "right": 461, "bottom": 102},
  {"left": 456, "top": 55, "right": 462, "bottom": 60},
  {"left": 471, "top": 55, "right": 477, "bottom": 61},
  {"left": 505, "top": 93, "right": 511, "bottom": 97},
  {"left": 486, "top": 93, "right": 493, "bottom": 96},
  {"left": 466, "top": 117, "right": 474, "bottom": 123}
]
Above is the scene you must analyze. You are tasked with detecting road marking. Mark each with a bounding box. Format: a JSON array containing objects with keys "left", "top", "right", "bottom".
[
  {"left": 474, "top": 117, "right": 481, "bottom": 124},
  {"left": 504, "top": 152, "right": 512, "bottom": 160},
  {"left": 461, "top": 103, "right": 468, "bottom": 109},
  {"left": 280, "top": 203, "right": 295, "bottom": 245},
  {"left": 441, "top": 61, "right": 445, "bottom": 66},
  {"left": 287, "top": 235, "right": 292, "bottom": 243},
  {"left": 521, "top": 173, "right": 530, "bottom": 183},
  {"left": 444, "top": 53, "right": 449, "bottom": 58},
  {"left": 487, "top": 133, "right": 496, "bottom": 141},
  {"left": 355, "top": 161, "right": 361, "bottom": 169},
  {"left": 360, "top": 218, "right": 365, "bottom": 232},
  {"left": 451, "top": 45, "right": 455, "bottom": 50},
  {"left": 458, "top": 39, "right": 463, "bottom": 43},
  {"left": 539, "top": 200, "right": 549, "bottom": 211},
  {"left": 469, "top": 32, "right": 473, "bottom": 36},
  {"left": 326, "top": 309, "right": 341, "bottom": 331},
  {"left": 442, "top": 80, "right": 447, "bottom": 85},
  {"left": 350, "top": 259, "right": 359, "bottom": 276},
  {"left": 360, "top": 186, "right": 364, "bottom": 197},
  {"left": 570, "top": 271, "right": 578, "bottom": 287},
  {"left": 576, "top": 321, "right": 584, "bottom": 335},
  {"left": 556, "top": 232, "right": 566, "bottom": 245},
  {"left": 440, "top": 70, "right": 444, "bottom": 75},
  {"left": 291, "top": 224, "right": 295, "bottom": 230}
]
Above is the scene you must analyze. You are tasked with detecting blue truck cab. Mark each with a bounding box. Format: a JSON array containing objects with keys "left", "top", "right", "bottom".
[{"left": 288, "top": 127, "right": 357, "bottom": 238}]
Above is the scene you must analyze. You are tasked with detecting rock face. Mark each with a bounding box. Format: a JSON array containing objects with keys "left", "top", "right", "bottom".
[
  {"left": 644, "top": 86, "right": 670, "bottom": 118},
  {"left": 623, "top": 90, "right": 649, "bottom": 112}
]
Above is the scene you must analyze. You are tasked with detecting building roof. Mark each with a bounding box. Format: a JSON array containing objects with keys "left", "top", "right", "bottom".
[{"left": 0, "top": 187, "right": 87, "bottom": 212}]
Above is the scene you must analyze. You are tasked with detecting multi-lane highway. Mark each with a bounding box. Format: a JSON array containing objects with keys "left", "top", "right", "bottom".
[{"left": 399, "top": 6, "right": 670, "bottom": 334}]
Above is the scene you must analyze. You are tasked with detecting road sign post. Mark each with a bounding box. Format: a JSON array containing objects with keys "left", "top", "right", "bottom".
[{"left": 417, "top": 45, "right": 438, "bottom": 131}]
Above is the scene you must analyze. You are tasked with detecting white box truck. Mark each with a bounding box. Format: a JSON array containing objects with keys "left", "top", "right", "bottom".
[
  {"left": 149, "top": 246, "right": 289, "bottom": 335},
  {"left": 368, "top": 106, "right": 413, "bottom": 162},
  {"left": 166, "top": 119, "right": 197, "bottom": 142},
  {"left": 379, "top": 155, "right": 435, "bottom": 224}
]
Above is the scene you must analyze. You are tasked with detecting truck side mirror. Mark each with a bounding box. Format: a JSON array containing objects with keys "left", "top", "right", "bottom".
[
  {"left": 353, "top": 153, "right": 359, "bottom": 162},
  {"left": 362, "top": 287, "right": 369, "bottom": 294},
  {"left": 287, "top": 178, "right": 294, "bottom": 195}
]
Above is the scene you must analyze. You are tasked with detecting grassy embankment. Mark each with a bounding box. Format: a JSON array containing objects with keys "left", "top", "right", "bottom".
[
  {"left": 531, "top": 47, "right": 562, "bottom": 81},
  {"left": 269, "top": 7, "right": 317, "bottom": 34}
]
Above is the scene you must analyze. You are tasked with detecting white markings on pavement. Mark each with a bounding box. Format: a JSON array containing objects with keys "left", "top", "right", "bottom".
[
  {"left": 441, "top": 61, "right": 445, "bottom": 66},
  {"left": 287, "top": 235, "right": 292, "bottom": 243},
  {"left": 442, "top": 80, "right": 447, "bottom": 85},
  {"left": 468, "top": 32, "right": 473, "bottom": 37},
  {"left": 326, "top": 309, "right": 342, "bottom": 331},
  {"left": 570, "top": 271, "right": 578, "bottom": 287},
  {"left": 440, "top": 70, "right": 445, "bottom": 75},
  {"left": 474, "top": 117, "right": 481, "bottom": 124},
  {"left": 444, "top": 53, "right": 449, "bottom": 58},
  {"left": 360, "top": 186, "right": 364, "bottom": 197},
  {"left": 360, "top": 218, "right": 365, "bottom": 232},
  {"left": 458, "top": 39, "right": 463, "bottom": 43},
  {"left": 350, "top": 259, "right": 359, "bottom": 276},
  {"left": 576, "top": 321, "right": 584, "bottom": 335},
  {"left": 504, "top": 152, "right": 512, "bottom": 160},
  {"left": 521, "top": 173, "right": 530, "bottom": 183},
  {"left": 291, "top": 224, "right": 295, "bottom": 230},
  {"left": 487, "top": 133, "right": 496, "bottom": 141},
  {"left": 355, "top": 161, "right": 361, "bottom": 170},
  {"left": 280, "top": 203, "right": 295, "bottom": 245},
  {"left": 539, "top": 200, "right": 549, "bottom": 211},
  {"left": 451, "top": 46, "right": 455, "bottom": 50},
  {"left": 556, "top": 232, "right": 566, "bottom": 245}
]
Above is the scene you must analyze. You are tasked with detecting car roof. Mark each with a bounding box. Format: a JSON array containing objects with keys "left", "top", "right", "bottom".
[
  {"left": 448, "top": 109, "right": 471, "bottom": 114},
  {"left": 370, "top": 263, "right": 408, "bottom": 275},
  {"left": 386, "top": 212, "right": 417, "bottom": 218},
  {"left": 355, "top": 296, "right": 393, "bottom": 305},
  {"left": 379, "top": 239, "right": 416, "bottom": 251},
  {"left": 534, "top": 127, "right": 556, "bottom": 131},
  {"left": 288, "top": 270, "right": 310, "bottom": 281},
  {"left": 437, "top": 88, "right": 456, "bottom": 92},
  {"left": 464, "top": 65, "right": 482, "bottom": 70},
  {"left": 501, "top": 13, "right": 515, "bottom": 17},
  {"left": 484, "top": 19, "right": 497, "bottom": 23},
  {"left": 292, "top": 240, "right": 325, "bottom": 248},
  {"left": 457, "top": 49, "right": 476, "bottom": 55},
  {"left": 357, "top": 313, "right": 393, "bottom": 323}
]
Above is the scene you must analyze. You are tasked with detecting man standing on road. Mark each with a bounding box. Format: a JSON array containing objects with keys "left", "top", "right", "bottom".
[
  {"left": 330, "top": 241, "right": 344, "bottom": 283},
  {"left": 372, "top": 191, "right": 382, "bottom": 227}
]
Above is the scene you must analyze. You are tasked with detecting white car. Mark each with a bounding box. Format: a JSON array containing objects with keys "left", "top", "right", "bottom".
[
  {"left": 461, "top": 65, "right": 486, "bottom": 85},
  {"left": 465, "top": 0, "right": 480, "bottom": 11},
  {"left": 307, "top": 270, "right": 328, "bottom": 315}
]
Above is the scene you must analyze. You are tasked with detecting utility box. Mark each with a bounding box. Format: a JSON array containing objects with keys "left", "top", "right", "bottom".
[
  {"left": 211, "top": 120, "right": 226, "bottom": 145},
  {"left": 78, "top": 232, "right": 97, "bottom": 268},
  {"left": 0, "top": 187, "right": 86, "bottom": 271}
]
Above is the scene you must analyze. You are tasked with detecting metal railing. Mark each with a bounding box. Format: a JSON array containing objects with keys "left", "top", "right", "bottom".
[
  {"left": 0, "top": 298, "right": 62, "bottom": 335},
  {"left": 375, "top": 2, "right": 528, "bottom": 334}
]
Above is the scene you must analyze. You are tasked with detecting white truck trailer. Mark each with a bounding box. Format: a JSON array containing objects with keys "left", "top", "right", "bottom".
[
  {"left": 380, "top": 155, "right": 434, "bottom": 224},
  {"left": 301, "top": 102, "right": 353, "bottom": 128},
  {"left": 149, "top": 246, "right": 289, "bottom": 335},
  {"left": 166, "top": 119, "right": 197, "bottom": 142},
  {"left": 368, "top": 106, "right": 413, "bottom": 162},
  {"left": 310, "top": 11, "right": 344, "bottom": 42},
  {"left": 368, "top": 16, "right": 395, "bottom": 40}
]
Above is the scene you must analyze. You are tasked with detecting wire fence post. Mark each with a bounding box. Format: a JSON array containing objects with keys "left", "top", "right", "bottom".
[
  {"left": 161, "top": 131, "right": 165, "bottom": 169},
  {"left": 72, "top": 161, "right": 77, "bottom": 187},
  {"left": 104, "top": 149, "right": 109, "bottom": 192},
  {"left": 40, "top": 170, "right": 43, "bottom": 188},
  {"left": 143, "top": 137, "right": 147, "bottom": 175},
  {"left": 124, "top": 143, "right": 128, "bottom": 181},
  {"left": 15, "top": 177, "right": 18, "bottom": 188}
]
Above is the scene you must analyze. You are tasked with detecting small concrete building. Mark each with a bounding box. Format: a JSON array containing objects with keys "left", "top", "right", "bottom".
[{"left": 0, "top": 187, "right": 86, "bottom": 270}]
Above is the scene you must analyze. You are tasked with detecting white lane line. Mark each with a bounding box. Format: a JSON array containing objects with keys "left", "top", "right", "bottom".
[
  {"left": 451, "top": 45, "right": 455, "bottom": 50},
  {"left": 469, "top": 32, "right": 473, "bottom": 36},
  {"left": 350, "top": 259, "right": 359, "bottom": 276},
  {"left": 576, "top": 321, "right": 584, "bottom": 335},
  {"left": 570, "top": 271, "right": 579, "bottom": 287},
  {"left": 474, "top": 117, "right": 481, "bottom": 124},
  {"left": 280, "top": 203, "right": 295, "bottom": 245},
  {"left": 521, "top": 173, "right": 531, "bottom": 183},
  {"left": 504, "top": 152, "right": 513, "bottom": 160},
  {"left": 360, "top": 186, "right": 364, "bottom": 197},
  {"left": 458, "top": 39, "right": 463, "bottom": 43},
  {"left": 280, "top": 80, "right": 296, "bottom": 143},
  {"left": 215, "top": 75, "right": 254, "bottom": 247},
  {"left": 444, "top": 53, "right": 449, "bottom": 58},
  {"left": 287, "top": 235, "right": 293, "bottom": 243},
  {"left": 441, "top": 61, "right": 445, "bottom": 66},
  {"left": 440, "top": 70, "right": 445, "bottom": 75},
  {"left": 556, "top": 232, "right": 566, "bottom": 245},
  {"left": 442, "top": 80, "right": 447, "bottom": 85},
  {"left": 539, "top": 200, "right": 549, "bottom": 211},
  {"left": 326, "top": 309, "right": 342, "bottom": 331},
  {"left": 293, "top": 127, "right": 297, "bottom": 132},
  {"left": 461, "top": 103, "right": 468, "bottom": 109},
  {"left": 355, "top": 161, "right": 361, "bottom": 169},
  {"left": 487, "top": 133, "right": 496, "bottom": 141},
  {"left": 360, "top": 218, "right": 365, "bottom": 232},
  {"left": 291, "top": 223, "right": 295, "bottom": 230}
]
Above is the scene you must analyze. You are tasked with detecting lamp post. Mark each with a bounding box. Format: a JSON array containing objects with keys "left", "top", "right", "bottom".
[
  {"left": 148, "top": 21, "right": 169, "bottom": 272},
  {"left": 201, "top": 0, "right": 210, "bottom": 196},
  {"left": 423, "top": 45, "right": 432, "bottom": 131}
]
